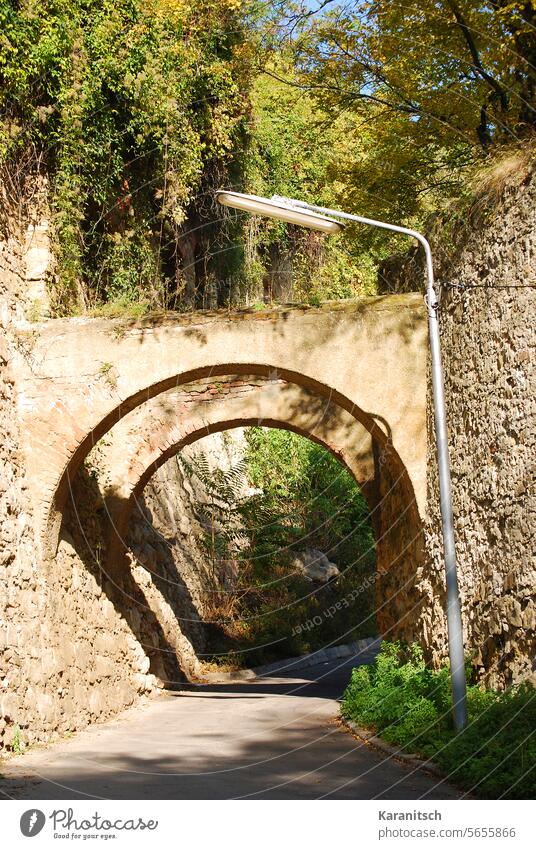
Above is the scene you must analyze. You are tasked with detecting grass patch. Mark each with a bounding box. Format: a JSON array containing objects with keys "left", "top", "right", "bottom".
[
  {"left": 86, "top": 296, "right": 151, "bottom": 320},
  {"left": 341, "top": 642, "right": 536, "bottom": 799}
]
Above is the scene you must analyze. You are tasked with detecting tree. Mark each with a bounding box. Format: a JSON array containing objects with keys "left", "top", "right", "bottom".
[
  {"left": 261, "top": 1, "right": 535, "bottom": 236},
  {"left": 281, "top": 1, "right": 535, "bottom": 146},
  {"left": 236, "top": 55, "right": 378, "bottom": 301}
]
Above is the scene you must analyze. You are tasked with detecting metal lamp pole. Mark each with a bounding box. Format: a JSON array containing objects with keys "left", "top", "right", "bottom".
[{"left": 217, "top": 191, "right": 468, "bottom": 731}]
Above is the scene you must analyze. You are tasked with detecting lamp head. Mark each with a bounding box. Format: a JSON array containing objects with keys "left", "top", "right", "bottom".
[{"left": 216, "top": 191, "right": 344, "bottom": 234}]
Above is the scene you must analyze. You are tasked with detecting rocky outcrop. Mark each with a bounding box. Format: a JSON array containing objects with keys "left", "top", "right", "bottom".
[
  {"left": 124, "top": 440, "right": 238, "bottom": 682},
  {"left": 292, "top": 548, "right": 340, "bottom": 583}
]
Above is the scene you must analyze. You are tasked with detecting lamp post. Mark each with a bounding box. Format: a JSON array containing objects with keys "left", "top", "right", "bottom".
[{"left": 216, "top": 190, "right": 468, "bottom": 731}]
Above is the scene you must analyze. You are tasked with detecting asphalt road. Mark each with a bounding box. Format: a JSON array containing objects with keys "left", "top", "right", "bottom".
[{"left": 0, "top": 654, "right": 459, "bottom": 800}]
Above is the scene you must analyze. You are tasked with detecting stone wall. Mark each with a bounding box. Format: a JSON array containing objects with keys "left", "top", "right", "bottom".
[
  {"left": 15, "top": 293, "right": 428, "bottom": 556},
  {"left": 2, "top": 159, "right": 534, "bottom": 753},
  {"left": 0, "top": 220, "right": 253, "bottom": 754},
  {"left": 0, "top": 221, "right": 164, "bottom": 751},
  {"left": 0, "top": 230, "right": 39, "bottom": 748},
  {"left": 380, "top": 161, "right": 536, "bottom": 687}
]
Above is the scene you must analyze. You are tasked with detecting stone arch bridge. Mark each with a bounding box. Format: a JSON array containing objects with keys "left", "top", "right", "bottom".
[{"left": 14, "top": 292, "right": 430, "bottom": 641}]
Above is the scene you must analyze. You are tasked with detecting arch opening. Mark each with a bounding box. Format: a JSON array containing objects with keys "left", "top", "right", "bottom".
[
  {"left": 141, "top": 425, "right": 379, "bottom": 672},
  {"left": 61, "top": 372, "right": 426, "bottom": 685},
  {"left": 49, "top": 361, "right": 422, "bottom": 557}
]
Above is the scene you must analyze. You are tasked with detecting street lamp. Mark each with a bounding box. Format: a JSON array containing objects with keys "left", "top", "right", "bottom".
[
  {"left": 216, "top": 189, "right": 468, "bottom": 732},
  {"left": 217, "top": 191, "right": 344, "bottom": 233}
]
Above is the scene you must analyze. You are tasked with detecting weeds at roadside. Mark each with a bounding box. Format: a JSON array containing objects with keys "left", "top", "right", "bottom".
[{"left": 341, "top": 642, "right": 536, "bottom": 799}]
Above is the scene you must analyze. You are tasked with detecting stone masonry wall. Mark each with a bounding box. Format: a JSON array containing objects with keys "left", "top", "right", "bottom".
[
  {"left": 0, "top": 231, "right": 40, "bottom": 749},
  {"left": 1, "top": 213, "right": 251, "bottom": 749},
  {"left": 0, "top": 220, "right": 163, "bottom": 751},
  {"left": 381, "top": 161, "right": 536, "bottom": 687},
  {"left": 2, "top": 160, "right": 534, "bottom": 753}
]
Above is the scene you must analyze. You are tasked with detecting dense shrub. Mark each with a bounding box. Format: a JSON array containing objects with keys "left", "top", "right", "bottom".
[{"left": 341, "top": 642, "right": 536, "bottom": 799}]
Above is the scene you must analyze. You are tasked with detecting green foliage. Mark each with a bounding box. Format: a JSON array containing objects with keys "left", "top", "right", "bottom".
[
  {"left": 243, "top": 61, "right": 376, "bottom": 301},
  {"left": 11, "top": 724, "right": 24, "bottom": 754},
  {"left": 3, "top": 1, "right": 529, "bottom": 310},
  {"left": 263, "top": 0, "right": 536, "bottom": 258},
  {"left": 0, "top": 0, "right": 254, "bottom": 313},
  {"left": 182, "top": 427, "right": 377, "bottom": 667},
  {"left": 87, "top": 295, "right": 151, "bottom": 319},
  {"left": 341, "top": 642, "right": 536, "bottom": 799},
  {"left": 97, "top": 360, "right": 117, "bottom": 387},
  {"left": 25, "top": 299, "right": 46, "bottom": 323},
  {"left": 243, "top": 427, "right": 374, "bottom": 559},
  {"left": 179, "top": 451, "right": 248, "bottom": 561}
]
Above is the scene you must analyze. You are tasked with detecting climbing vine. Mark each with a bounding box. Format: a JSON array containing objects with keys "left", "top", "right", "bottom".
[{"left": 0, "top": 0, "right": 255, "bottom": 313}]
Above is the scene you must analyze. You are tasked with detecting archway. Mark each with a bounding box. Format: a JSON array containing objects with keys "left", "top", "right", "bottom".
[
  {"left": 61, "top": 372, "right": 426, "bottom": 684},
  {"left": 14, "top": 295, "right": 427, "bottom": 560},
  {"left": 144, "top": 424, "right": 379, "bottom": 671}
]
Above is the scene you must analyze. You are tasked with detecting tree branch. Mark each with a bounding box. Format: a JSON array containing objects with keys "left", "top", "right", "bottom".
[
  {"left": 445, "top": 0, "right": 508, "bottom": 110},
  {"left": 260, "top": 65, "right": 474, "bottom": 145}
]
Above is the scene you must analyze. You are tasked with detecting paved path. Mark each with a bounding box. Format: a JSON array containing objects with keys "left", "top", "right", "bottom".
[{"left": 0, "top": 655, "right": 459, "bottom": 800}]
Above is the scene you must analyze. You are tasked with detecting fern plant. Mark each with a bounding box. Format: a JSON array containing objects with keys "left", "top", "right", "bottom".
[{"left": 177, "top": 452, "right": 250, "bottom": 622}]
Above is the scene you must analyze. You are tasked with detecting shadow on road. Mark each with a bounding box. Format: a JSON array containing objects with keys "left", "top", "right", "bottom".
[{"left": 0, "top": 653, "right": 459, "bottom": 801}]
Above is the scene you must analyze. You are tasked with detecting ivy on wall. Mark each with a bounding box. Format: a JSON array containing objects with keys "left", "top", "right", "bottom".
[{"left": 0, "top": 0, "right": 254, "bottom": 314}]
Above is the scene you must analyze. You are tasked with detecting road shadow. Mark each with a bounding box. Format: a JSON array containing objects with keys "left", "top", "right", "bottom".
[{"left": 0, "top": 651, "right": 459, "bottom": 801}]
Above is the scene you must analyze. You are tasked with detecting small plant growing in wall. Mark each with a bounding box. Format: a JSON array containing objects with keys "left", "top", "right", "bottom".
[
  {"left": 12, "top": 725, "right": 25, "bottom": 754},
  {"left": 83, "top": 456, "right": 100, "bottom": 482},
  {"left": 26, "top": 299, "right": 45, "bottom": 323},
  {"left": 98, "top": 361, "right": 118, "bottom": 389}
]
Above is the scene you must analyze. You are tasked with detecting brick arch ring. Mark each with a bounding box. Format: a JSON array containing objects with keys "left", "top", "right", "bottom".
[
  {"left": 16, "top": 295, "right": 428, "bottom": 587},
  {"left": 64, "top": 373, "right": 427, "bottom": 641}
]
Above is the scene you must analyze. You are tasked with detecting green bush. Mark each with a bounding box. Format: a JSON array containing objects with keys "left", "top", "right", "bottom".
[{"left": 341, "top": 641, "right": 536, "bottom": 799}]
